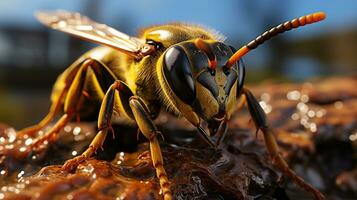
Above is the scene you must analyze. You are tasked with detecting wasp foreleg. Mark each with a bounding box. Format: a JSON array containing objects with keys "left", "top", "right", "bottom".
[
  {"left": 129, "top": 96, "right": 172, "bottom": 200},
  {"left": 62, "top": 79, "right": 135, "bottom": 172},
  {"left": 242, "top": 88, "right": 325, "bottom": 200}
]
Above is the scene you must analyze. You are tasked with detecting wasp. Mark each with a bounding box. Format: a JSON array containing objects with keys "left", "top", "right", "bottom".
[{"left": 14, "top": 10, "right": 326, "bottom": 200}]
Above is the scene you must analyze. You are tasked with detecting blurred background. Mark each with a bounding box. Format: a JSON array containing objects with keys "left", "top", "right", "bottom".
[{"left": 0, "top": 0, "right": 356, "bottom": 128}]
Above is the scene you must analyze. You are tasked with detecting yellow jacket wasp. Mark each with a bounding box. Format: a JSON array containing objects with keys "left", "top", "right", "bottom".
[{"left": 14, "top": 10, "right": 326, "bottom": 200}]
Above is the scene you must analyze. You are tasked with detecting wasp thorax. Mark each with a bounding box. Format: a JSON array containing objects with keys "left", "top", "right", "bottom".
[{"left": 161, "top": 40, "right": 243, "bottom": 122}]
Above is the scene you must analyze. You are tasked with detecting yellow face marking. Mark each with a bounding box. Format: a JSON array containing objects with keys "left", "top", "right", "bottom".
[{"left": 195, "top": 82, "right": 219, "bottom": 120}]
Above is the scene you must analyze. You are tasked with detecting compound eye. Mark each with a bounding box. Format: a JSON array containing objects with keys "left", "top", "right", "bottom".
[
  {"left": 163, "top": 46, "right": 196, "bottom": 105},
  {"left": 224, "top": 69, "right": 238, "bottom": 95}
]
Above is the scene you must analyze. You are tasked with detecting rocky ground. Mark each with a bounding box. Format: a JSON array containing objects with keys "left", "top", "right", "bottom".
[{"left": 0, "top": 76, "right": 356, "bottom": 200}]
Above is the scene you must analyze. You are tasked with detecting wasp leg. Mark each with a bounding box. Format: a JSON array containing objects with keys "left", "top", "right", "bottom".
[
  {"left": 62, "top": 129, "right": 107, "bottom": 172},
  {"left": 30, "top": 58, "right": 117, "bottom": 151},
  {"left": 61, "top": 83, "right": 172, "bottom": 199},
  {"left": 129, "top": 96, "right": 172, "bottom": 200},
  {"left": 16, "top": 56, "right": 114, "bottom": 138},
  {"left": 242, "top": 88, "right": 325, "bottom": 200},
  {"left": 62, "top": 80, "right": 132, "bottom": 172}
]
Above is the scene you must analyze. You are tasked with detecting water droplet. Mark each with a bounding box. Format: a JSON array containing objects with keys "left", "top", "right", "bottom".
[
  {"left": 82, "top": 164, "right": 95, "bottom": 174},
  {"left": 19, "top": 147, "right": 27, "bottom": 152},
  {"left": 300, "top": 117, "right": 308, "bottom": 126},
  {"left": 25, "top": 138, "right": 33, "bottom": 146},
  {"left": 17, "top": 171, "right": 25, "bottom": 178},
  {"left": 38, "top": 130, "right": 44, "bottom": 136},
  {"left": 266, "top": 105, "right": 272, "bottom": 113},
  {"left": 260, "top": 93, "right": 271, "bottom": 102},
  {"left": 287, "top": 90, "right": 301, "bottom": 100},
  {"left": 291, "top": 113, "right": 299, "bottom": 120},
  {"left": 307, "top": 110, "right": 315, "bottom": 118},
  {"left": 349, "top": 132, "right": 357, "bottom": 141},
  {"left": 316, "top": 109, "right": 326, "bottom": 118},
  {"left": 310, "top": 123, "right": 317, "bottom": 132},
  {"left": 64, "top": 125, "right": 72, "bottom": 132},
  {"left": 6, "top": 129, "right": 17, "bottom": 143},
  {"left": 73, "top": 127, "right": 81, "bottom": 135},
  {"left": 71, "top": 151, "right": 77, "bottom": 156},
  {"left": 334, "top": 101, "right": 343, "bottom": 109},
  {"left": 300, "top": 94, "right": 309, "bottom": 103},
  {"left": 259, "top": 101, "right": 272, "bottom": 114},
  {"left": 297, "top": 102, "right": 309, "bottom": 113}
]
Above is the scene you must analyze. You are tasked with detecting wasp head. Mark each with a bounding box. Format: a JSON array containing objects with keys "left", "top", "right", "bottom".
[{"left": 159, "top": 39, "right": 245, "bottom": 135}]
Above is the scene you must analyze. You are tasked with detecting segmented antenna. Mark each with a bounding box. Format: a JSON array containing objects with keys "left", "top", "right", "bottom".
[
  {"left": 194, "top": 38, "right": 217, "bottom": 69},
  {"left": 226, "top": 12, "right": 326, "bottom": 68}
]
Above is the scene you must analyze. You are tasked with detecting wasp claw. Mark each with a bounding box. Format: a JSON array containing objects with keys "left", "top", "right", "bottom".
[{"left": 62, "top": 157, "right": 81, "bottom": 173}]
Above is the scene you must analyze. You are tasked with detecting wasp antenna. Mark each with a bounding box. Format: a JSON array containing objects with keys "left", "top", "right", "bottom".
[
  {"left": 226, "top": 12, "right": 326, "bottom": 68},
  {"left": 194, "top": 38, "right": 217, "bottom": 69}
]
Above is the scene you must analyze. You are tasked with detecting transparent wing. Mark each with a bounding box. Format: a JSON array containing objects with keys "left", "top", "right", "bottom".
[{"left": 36, "top": 10, "right": 152, "bottom": 59}]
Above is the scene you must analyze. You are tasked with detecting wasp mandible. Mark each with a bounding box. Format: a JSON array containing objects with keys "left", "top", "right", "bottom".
[{"left": 15, "top": 11, "right": 326, "bottom": 200}]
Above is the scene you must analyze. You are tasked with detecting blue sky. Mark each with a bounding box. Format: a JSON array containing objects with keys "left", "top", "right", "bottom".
[{"left": 0, "top": 0, "right": 356, "bottom": 40}]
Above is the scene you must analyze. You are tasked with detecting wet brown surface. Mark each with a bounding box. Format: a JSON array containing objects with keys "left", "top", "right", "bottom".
[
  {"left": 0, "top": 123, "right": 281, "bottom": 200},
  {"left": 0, "top": 76, "right": 356, "bottom": 200}
]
